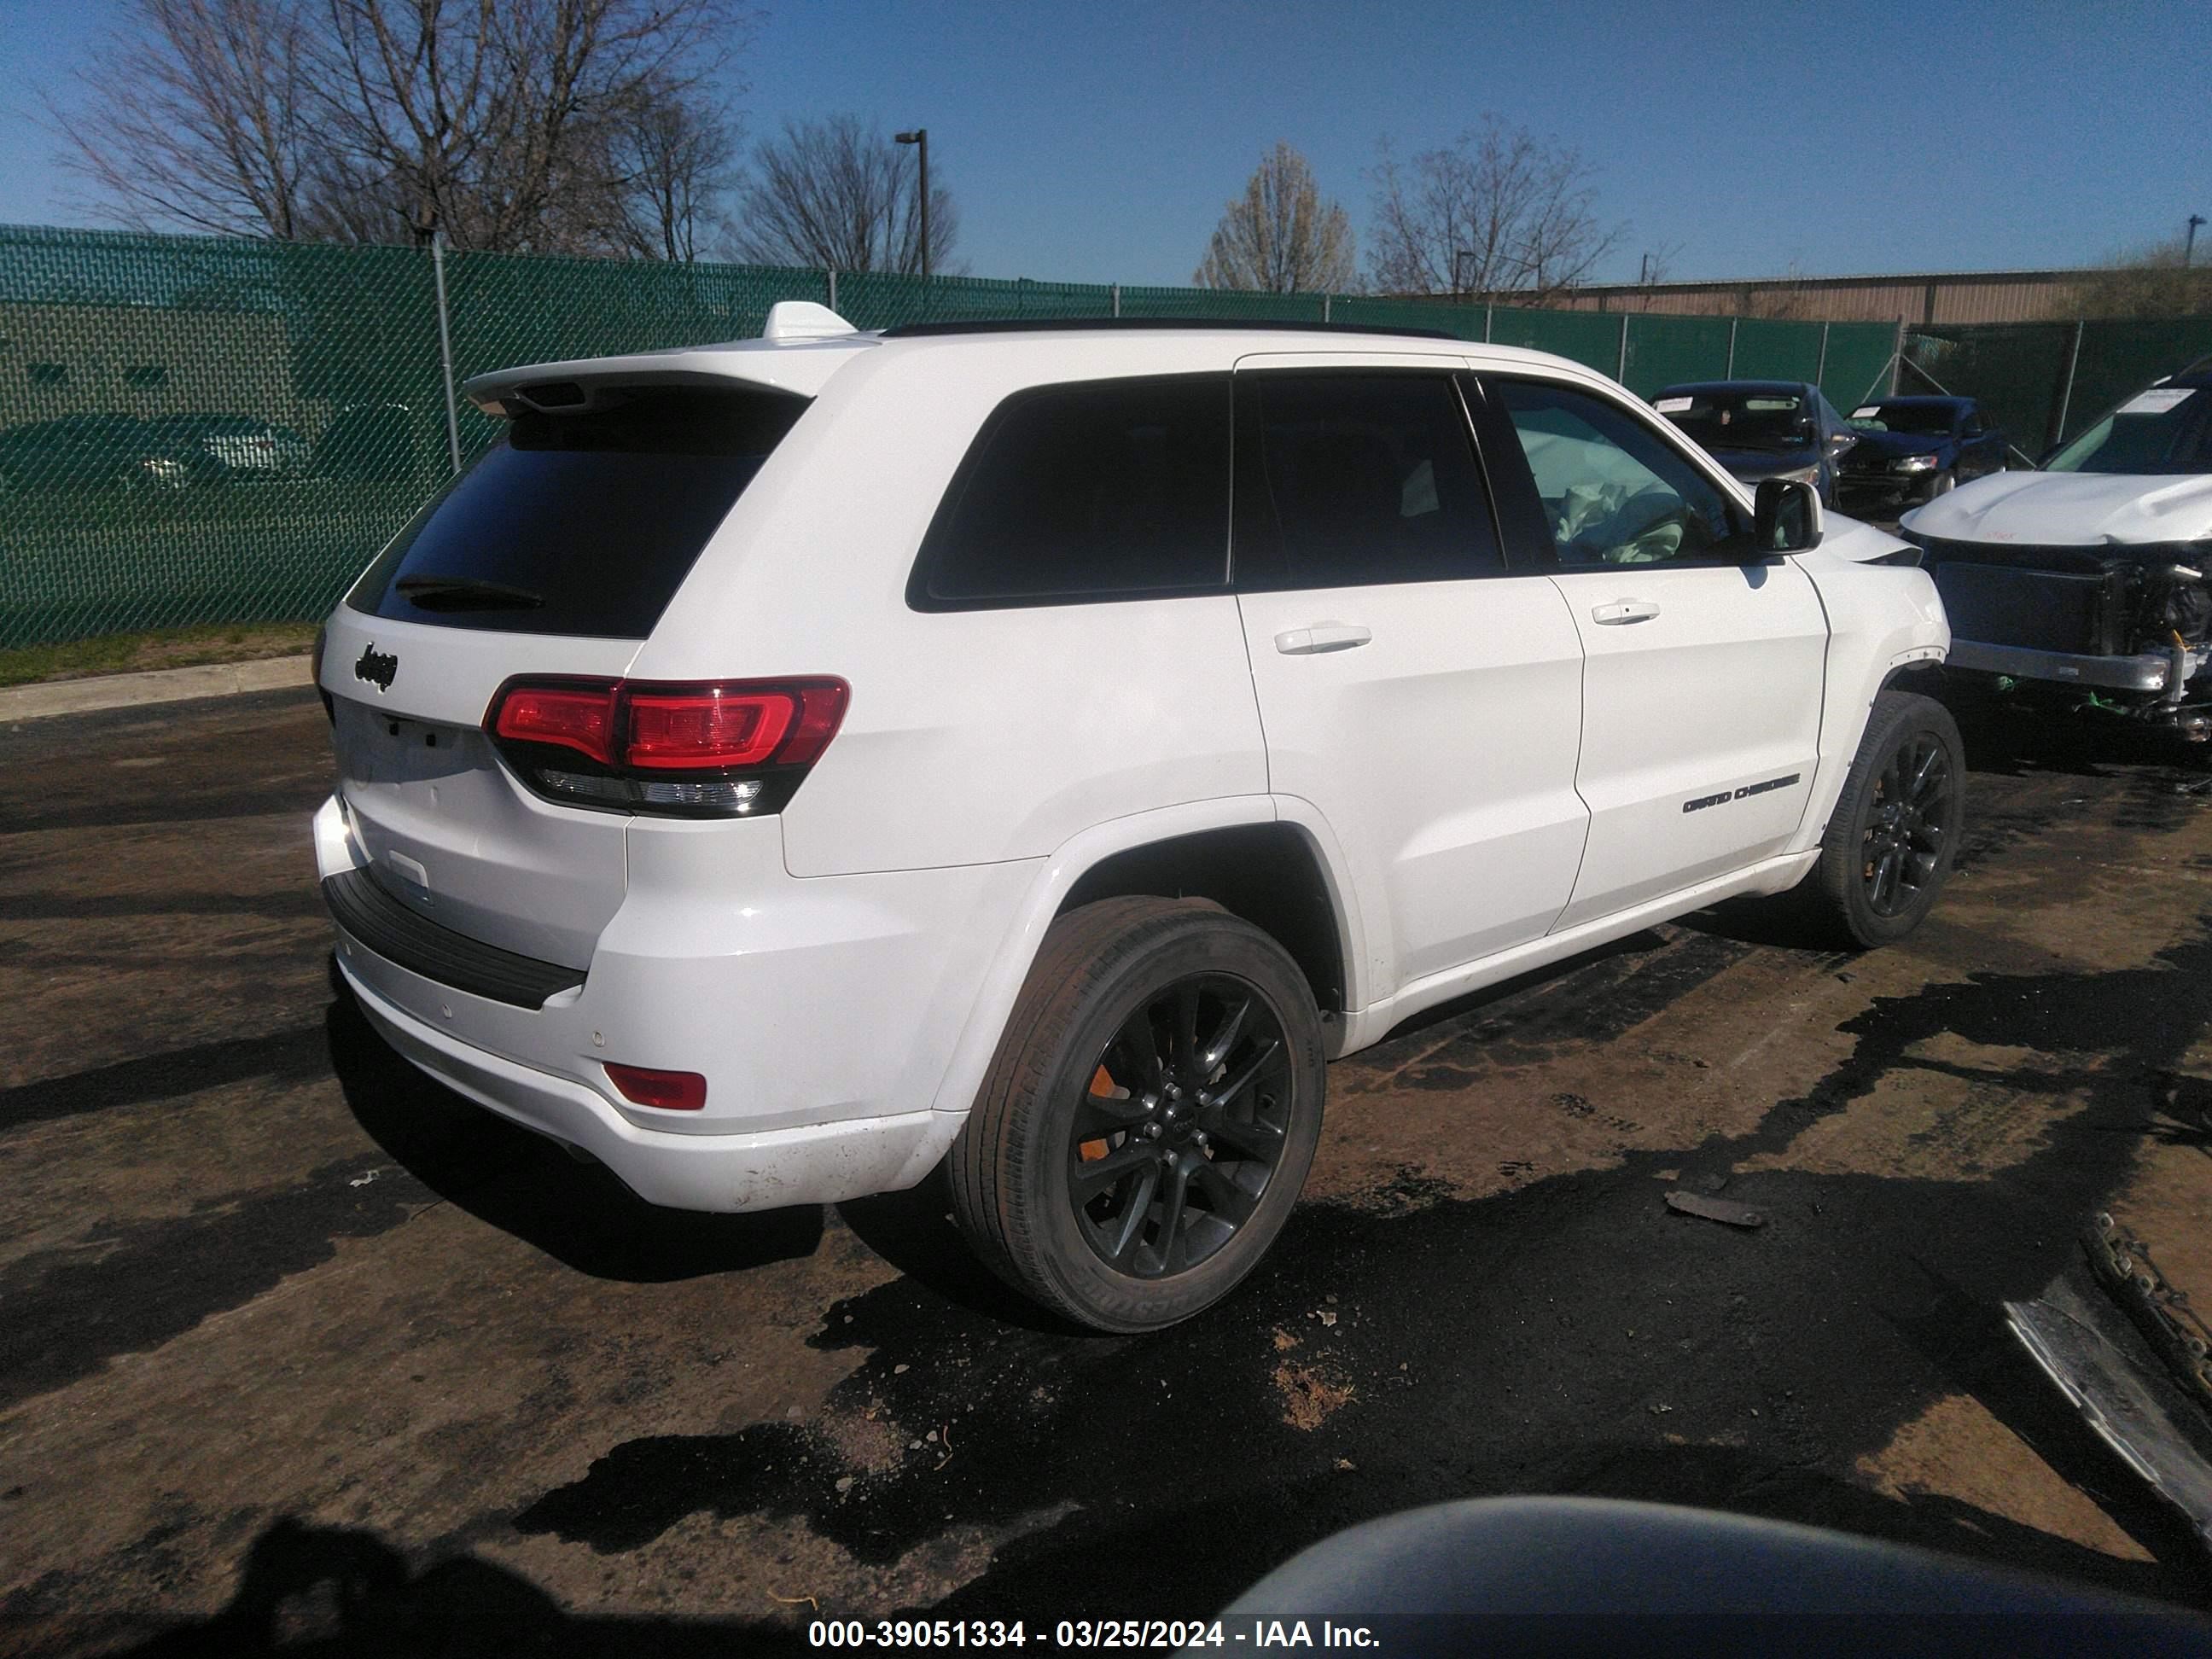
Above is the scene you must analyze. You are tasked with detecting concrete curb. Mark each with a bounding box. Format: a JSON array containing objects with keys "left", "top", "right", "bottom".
[{"left": 0, "top": 655, "right": 315, "bottom": 723}]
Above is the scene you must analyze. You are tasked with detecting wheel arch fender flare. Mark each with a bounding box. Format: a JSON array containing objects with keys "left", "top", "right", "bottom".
[
  {"left": 923, "top": 796, "right": 1370, "bottom": 1115},
  {"left": 1790, "top": 552, "right": 1950, "bottom": 855}
]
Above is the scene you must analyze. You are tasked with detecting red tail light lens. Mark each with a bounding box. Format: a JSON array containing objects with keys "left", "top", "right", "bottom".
[
  {"left": 483, "top": 676, "right": 847, "bottom": 818},
  {"left": 492, "top": 683, "right": 618, "bottom": 764},
  {"left": 626, "top": 687, "right": 798, "bottom": 769},
  {"left": 604, "top": 1062, "right": 707, "bottom": 1111}
]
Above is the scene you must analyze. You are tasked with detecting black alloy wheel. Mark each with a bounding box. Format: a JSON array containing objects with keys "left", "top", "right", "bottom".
[
  {"left": 1807, "top": 690, "right": 1965, "bottom": 949},
  {"left": 1067, "top": 974, "right": 1292, "bottom": 1280},
  {"left": 948, "top": 896, "right": 1327, "bottom": 1331},
  {"left": 1862, "top": 731, "right": 1954, "bottom": 917}
]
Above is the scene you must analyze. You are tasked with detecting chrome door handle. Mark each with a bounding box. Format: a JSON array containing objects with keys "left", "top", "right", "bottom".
[
  {"left": 1275, "top": 623, "right": 1372, "bottom": 655},
  {"left": 1591, "top": 601, "right": 1660, "bottom": 626}
]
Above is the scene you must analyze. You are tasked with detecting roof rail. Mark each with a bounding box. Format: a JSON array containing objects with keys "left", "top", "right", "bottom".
[{"left": 877, "top": 317, "right": 1461, "bottom": 342}]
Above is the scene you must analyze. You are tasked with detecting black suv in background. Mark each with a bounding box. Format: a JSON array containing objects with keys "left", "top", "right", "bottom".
[
  {"left": 1650, "top": 381, "right": 1858, "bottom": 506},
  {"left": 1837, "top": 395, "right": 2008, "bottom": 514}
]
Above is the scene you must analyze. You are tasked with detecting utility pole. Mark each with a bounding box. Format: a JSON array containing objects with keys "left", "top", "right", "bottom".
[
  {"left": 895, "top": 128, "right": 930, "bottom": 279},
  {"left": 2188, "top": 214, "right": 2207, "bottom": 268},
  {"left": 428, "top": 226, "right": 462, "bottom": 477}
]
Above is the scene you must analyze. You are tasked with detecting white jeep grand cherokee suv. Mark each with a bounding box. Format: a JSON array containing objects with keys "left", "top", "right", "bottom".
[{"left": 314, "top": 305, "right": 1957, "bottom": 1330}]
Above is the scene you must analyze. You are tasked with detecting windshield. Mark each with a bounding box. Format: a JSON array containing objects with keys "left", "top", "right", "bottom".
[
  {"left": 1848, "top": 402, "right": 1957, "bottom": 436},
  {"left": 1655, "top": 390, "right": 1812, "bottom": 453},
  {"left": 2044, "top": 386, "right": 2212, "bottom": 474}
]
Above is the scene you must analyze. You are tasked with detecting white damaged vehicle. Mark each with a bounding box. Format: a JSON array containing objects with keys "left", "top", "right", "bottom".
[
  {"left": 1900, "top": 359, "right": 2212, "bottom": 735},
  {"left": 314, "top": 308, "right": 1955, "bottom": 1330}
]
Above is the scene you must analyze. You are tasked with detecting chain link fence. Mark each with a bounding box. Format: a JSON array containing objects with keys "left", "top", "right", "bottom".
[
  {"left": 1901, "top": 317, "right": 2212, "bottom": 460},
  {"left": 4, "top": 220, "right": 2198, "bottom": 649}
]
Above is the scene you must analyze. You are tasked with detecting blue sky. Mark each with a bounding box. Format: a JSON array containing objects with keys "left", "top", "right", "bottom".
[{"left": 1, "top": 0, "right": 2205, "bottom": 287}]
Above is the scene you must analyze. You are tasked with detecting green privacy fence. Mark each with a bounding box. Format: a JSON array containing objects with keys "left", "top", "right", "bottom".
[
  {"left": 0, "top": 218, "right": 2157, "bottom": 648},
  {"left": 1902, "top": 316, "right": 2212, "bottom": 460}
]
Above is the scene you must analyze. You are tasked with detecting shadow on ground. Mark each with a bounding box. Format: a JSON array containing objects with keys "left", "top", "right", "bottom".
[
  {"left": 96, "top": 1519, "right": 810, "bottom": 1658},
  {"left": 326, "top": 969, "right": 824, "bottom": 1284}
]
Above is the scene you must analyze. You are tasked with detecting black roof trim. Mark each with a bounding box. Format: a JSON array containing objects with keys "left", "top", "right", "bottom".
[{"left": 877, "top": 317, "right": 1461, "bottom": 342}]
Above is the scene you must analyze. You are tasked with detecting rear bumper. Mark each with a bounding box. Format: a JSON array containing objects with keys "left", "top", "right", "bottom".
[
  {"left": 1947, "top": 638, "right": 2205, "bottom": 695},
  {"left": 337, "top": 957, "right": 957, "bottom": 1211},
  {"left": 313, "top": 792, "right": 1030, "bottom": 1212}
]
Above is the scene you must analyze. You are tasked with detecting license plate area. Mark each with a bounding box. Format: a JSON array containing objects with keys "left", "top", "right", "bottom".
[{"left": 342, "top": 707, "right": 483, "bottom": 789}]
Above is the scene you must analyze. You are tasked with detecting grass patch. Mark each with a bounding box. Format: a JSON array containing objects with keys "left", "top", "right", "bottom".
[{"left": 0, "top": 621, "right": 319, "bottom": 689}]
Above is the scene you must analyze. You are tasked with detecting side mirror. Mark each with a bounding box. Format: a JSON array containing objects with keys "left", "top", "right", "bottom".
[{"left": 1755, "top": 477, "right": 1824, "bottom": 553}]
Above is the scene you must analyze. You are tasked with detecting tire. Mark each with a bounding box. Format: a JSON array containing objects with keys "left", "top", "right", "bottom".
[
  {"left": 1929, "top": 470, "right": 1957, "bottom": 498},
  {"left": 947, "top": 895, "right": 1327, "bottom": 1331},
  {"left": 1807, "top": 690, "right": 1965, "bottom": 949}
]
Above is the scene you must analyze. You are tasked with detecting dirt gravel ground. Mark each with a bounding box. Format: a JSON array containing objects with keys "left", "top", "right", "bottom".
[{"left": 5, "top": 686, "right": 2212, "bottom": 1653}]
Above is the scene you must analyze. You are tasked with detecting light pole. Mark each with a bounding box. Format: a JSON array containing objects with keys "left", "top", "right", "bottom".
[
  {"left": 2188, "top": 214, "right": 2207, "bottom": 269},
  {"left": 895, "top": 128, "right": 929, "bottom": 279},
  {"left": 1452, "top": 248, "right": 1474, "bottom": 296}
]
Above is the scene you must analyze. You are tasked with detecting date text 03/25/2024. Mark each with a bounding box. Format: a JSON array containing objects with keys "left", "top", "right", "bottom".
[{"left": 806, "top": 1619, "right": 1382, "bottom": 1650}]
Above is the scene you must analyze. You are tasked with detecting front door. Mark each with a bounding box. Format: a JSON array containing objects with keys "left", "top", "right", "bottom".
[
  {"left": 1231, "top": 361, "right": 1589, "bottom": 995},
  {"left": 1472, "top": 374, "right": 1830, "bottom": 932}
]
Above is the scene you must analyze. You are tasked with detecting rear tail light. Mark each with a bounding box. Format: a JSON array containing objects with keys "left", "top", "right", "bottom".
[
  {"left": 485, "top": 676, "right": 847, "bottom": 818},
  {"left": 603, "top": 1062, "right": 707, "bottom": 1111}
]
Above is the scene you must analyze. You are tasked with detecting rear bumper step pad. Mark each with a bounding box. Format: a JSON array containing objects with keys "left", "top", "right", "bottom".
[{"left": 321, "top": 867, "right": 585, "bottom": 1010}]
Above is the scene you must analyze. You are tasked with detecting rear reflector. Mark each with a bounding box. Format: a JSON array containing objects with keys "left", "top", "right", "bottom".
[{"left": 604, "top": 1063, "right": 707, "bottom": 1111}]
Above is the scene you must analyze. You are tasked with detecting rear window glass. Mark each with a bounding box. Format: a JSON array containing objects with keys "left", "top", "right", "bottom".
[
  {"left": 1849, "top": 402, "right": 1960, "bottom": 436},
  {"left": 1658, "top": 388, "right": 1815, "bottom": 451},
  {"left": 347, "top": 387, "right": 807, "bottom": 637},
  {"left": 910, "top": 375, "right": 1231, "bottom": 608}
]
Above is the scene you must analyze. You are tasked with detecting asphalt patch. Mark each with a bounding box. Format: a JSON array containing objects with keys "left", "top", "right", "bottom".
[{"left": 510, "top": 921, "right": 2212, "bottom": 1618}]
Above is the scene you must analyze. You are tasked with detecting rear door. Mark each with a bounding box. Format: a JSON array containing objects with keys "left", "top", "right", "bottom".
[
  {"left": 1231, "top": 358, "right": 1588, "bottom": 992},
  {"left": 1470, "top": 374, "right": 1829, "bottom": 932},
  {"left": 322, "top": 383, "right": 808, "bottom": 968}
]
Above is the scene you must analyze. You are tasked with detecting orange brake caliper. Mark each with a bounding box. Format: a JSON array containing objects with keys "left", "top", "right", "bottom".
[{"left": 1080, "top": 1066, "right": 1115, "bottom": 1161}]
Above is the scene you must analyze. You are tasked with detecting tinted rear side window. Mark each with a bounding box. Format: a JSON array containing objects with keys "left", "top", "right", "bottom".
[
  {"left": 347, "top": 387, "right": 806, "bottom": 637},
  {"left": 911, "top": 375, "right": 1231, "bottom": 608},
  {"left": 1234, "top": 372, "right": 1503, "bottom": 590}
]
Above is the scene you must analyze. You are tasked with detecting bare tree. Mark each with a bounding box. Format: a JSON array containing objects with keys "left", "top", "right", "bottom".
[
  {"left": 51, "top": 0, "right": 755, "bottom": 254},
  {"left": 600, "top": 92, "right": 739, "bottom": 261},
  {"left": 729, "top": 114, "right": 958, "bottom": 274},
  {"left": 316, "top": 0, "right": 753, "bottom": 250},
  {"left": 47, "top": 0, "right": 321, "bottom": 238},
  {"left": 1632, "top": 238, "right": 1684, "bottom": 305},
  {"left": 1365, "top": 118, "right": 1622, "bottom": 301},
  {"left": 2058, "top": 236, "right": 2212, "bottom": 319},
  {"left": 1192, "top": 142, "right": 1356, "bottom": 293}
]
